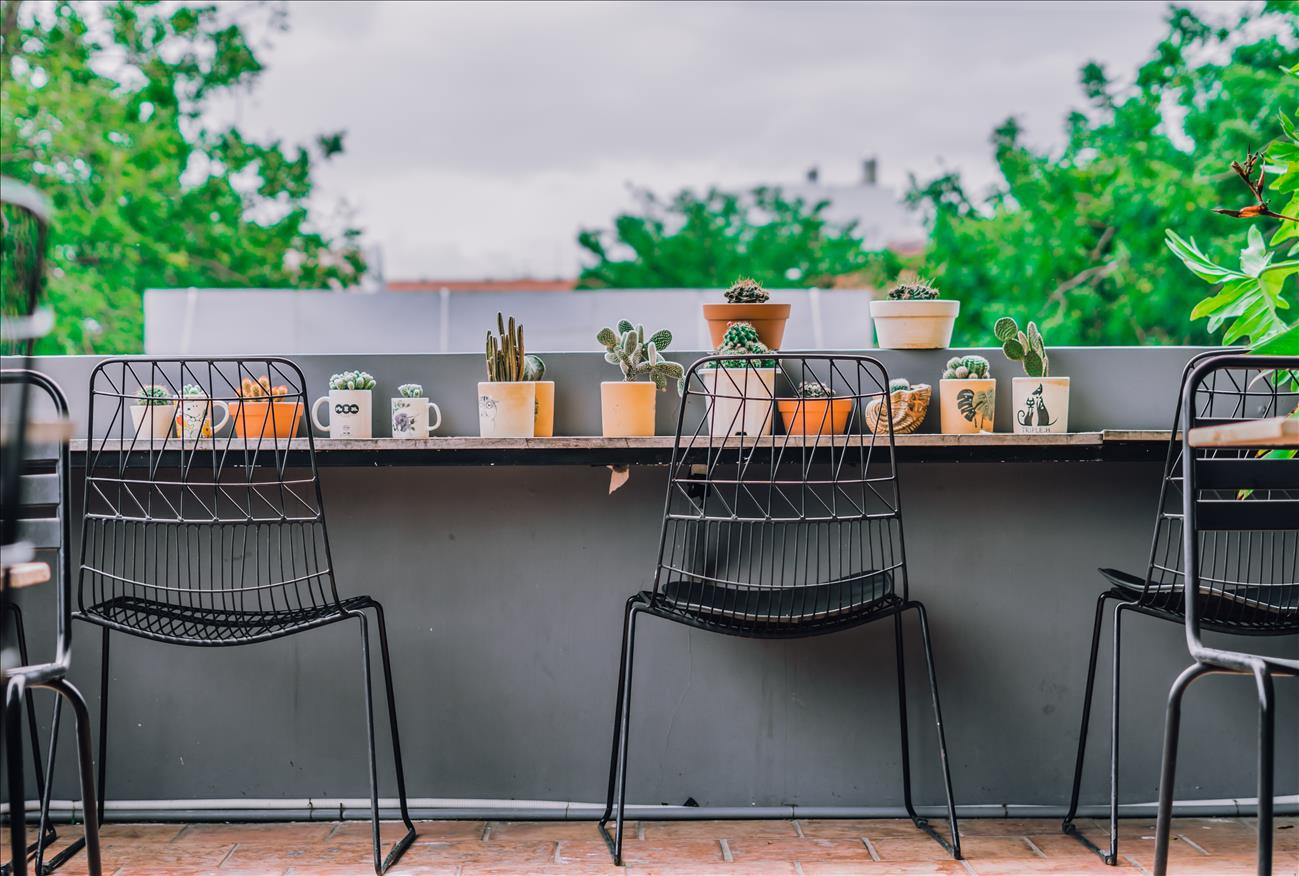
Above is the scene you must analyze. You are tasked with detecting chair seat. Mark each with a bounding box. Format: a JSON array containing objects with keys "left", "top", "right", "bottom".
[
  {"left": 643, "top": 570, "right": 897, "bottom": 636},
  {"left": 77, "top": 594, "right": 374, "bottom": 645},
  {"left": 1099, "top": 567, "right": 1299, "bottom": 633}
]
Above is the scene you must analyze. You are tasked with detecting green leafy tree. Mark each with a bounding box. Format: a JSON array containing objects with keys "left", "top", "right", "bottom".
[
  {"left": 1, "top": 0, "right": 365, "bottom": 354},
  {"left": 906, "top": 3, "right": 1299, "bottom": 347},
  {"left": 576, "top": 185, "right": 904, "bottom": 290}
]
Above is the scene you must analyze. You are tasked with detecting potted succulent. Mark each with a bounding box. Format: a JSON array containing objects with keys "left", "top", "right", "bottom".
[
  {"left": 702, "top": 277, "right": 791, "bottom": 350},
  {"left": 480, "top": 313, "right": 538, "bottom": 438},
  {"left": 129, "top": 385, "right": 177, "bottom": 440},
  {"left": 938, "top": 355, "right": 995, "bottom": 433},
  {"left": 175, "top": 383, "right": 230, "bottom": 439},
  {"left": 313, "top": 370, "right": 376, "bottom": 439},
  {"left": 863, "top": 377, "right": 932, "bottom": 436},
  {"left": 777, "top": 380, "right": 856, "bottom": 436},
  {"left": 996, "top": 317, "right": 1069, "bottom": 434},
  {"left": 704, "top": 322, "right": 778, "bottom": 437},
  {"left": 868, "top": 275, "right": 960, "bottom": 349},
  {"left": 596, "top": 320, "right": 684, "bottom": 437},
  {"left": 233, "top": 376, "right": 302, "bottom": 439},
  {"left": 390, "top": 384, "right": 442, "bottom": 439}
]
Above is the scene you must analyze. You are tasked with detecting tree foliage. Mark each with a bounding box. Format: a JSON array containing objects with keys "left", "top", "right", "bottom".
[
  {"left": 906, "top": 3, "right": 1299, "bottom": 347},
  {"left": 576, "top": 185, "right": 904, "bottom": 291},
  {"left": 1, "top": 0, "right": 364, "bottom": 354}
]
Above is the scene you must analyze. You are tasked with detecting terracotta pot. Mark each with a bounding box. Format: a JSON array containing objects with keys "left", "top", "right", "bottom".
[
  {"left": 129, "top": 402, "right": 178, "bottom": 440},
  {"left": 777, "top": 397, "right": 854, "bottom": 436},
  {"left": 233, "top": 400, "right": 304, "bottom": 439},
  {"left": 478, "top": 381, "right": 536, "bottom": 438},
  {"left": 701, "top": 303, "right": 792, "bottom": 350},
  {"left": 530, "top": 380, "right": 555, "bottom": 437},
  {"left": 601, "top": 381, "right": 657, "bottom": 437},
  {"left": 939, "top": 378, "right": 995, "bottom": 433},
  {"left": 703, "top": 366, "right": 776, "bottom": 437},
  {"left": 869, "top": 300, "right": 959, "bottom": 349},
  {"left": 1012, "top": 376, "right": 1070, "bottom": 434}
]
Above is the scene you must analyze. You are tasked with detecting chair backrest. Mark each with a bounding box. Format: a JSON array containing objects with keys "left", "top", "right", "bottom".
[
  {"left": 652, "top": 353, "right": 907, "bottom": 630},
  {"left": 79, "top": 358, "right": 341, "bottom": 640},
  {"left": 1141, "top": 351, "right": 1298, "bottom": 634},
  {"left": 1, "top": 369, "right": 72, "bottom": 664}
]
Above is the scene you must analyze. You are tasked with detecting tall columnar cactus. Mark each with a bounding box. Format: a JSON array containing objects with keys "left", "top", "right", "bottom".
[
  {"left": 596, "top": 319, "right": 684, "bottom": 392},
  {"left": 398, "top": 383, "right": 424, "bottom": 398},
  {"left": 328, "top": 370, "right": 376, "bottom": 391},
  {"left": 135, "top": 384, "right": 172, "bottom": 405},
  {"left": 724, "top": 277, "right": 770, "bottom": 304},
  {"left": 942, "top": 355, "right": 991, "bottom": 380},
  {"left": 486, "top": 312, "right": 540, "bottom": 382},
  {"left": 715, "top": 321, "right": 776, "bottom": 368},
  {"left": 994, "top": 317, "right": 1050, "bottom": 377}
]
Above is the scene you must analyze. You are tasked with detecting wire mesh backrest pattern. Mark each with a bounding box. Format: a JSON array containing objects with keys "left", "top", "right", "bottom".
[
  {"left": 80, "top": 359, "right": 341, "bottom": 639},
  {"left": 653, "top": 354, "right": 905, "bottom": 632},
  {"left": 1142, "top": 353, "right": 1298, "bottom": 632}
]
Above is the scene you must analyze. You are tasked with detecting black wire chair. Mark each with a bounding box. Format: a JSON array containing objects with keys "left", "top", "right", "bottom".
[
  {"left": 1151, "top": 353, "right": 1298, "bottom": 876},
  {"left": 52, "top": 357, "right": 416, "bottom": 875},
  {"left": 1, "top": 372, "right": 101, "bottom": 876},
  {"left": 1062, "top": 350, "right": 1298, "bottom": 867},
  {"left": 598, "top": 353, "right": 960, "bottom": 865}
]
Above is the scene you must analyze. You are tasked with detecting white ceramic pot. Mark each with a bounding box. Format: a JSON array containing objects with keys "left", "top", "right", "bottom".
[
  {"left": 869, "top": 300, "right": 960, "bottom": 349},
  {"left": 478, "top": 381, "right": 536, "bottom": 438},
  {"left": 703, "top": 366, "right": 776, "bottom": 437},
  {"left": 939, "top": 378, "right": 996, "bottom": 434},
  {"left": 312, "top": 389, "right": 373, "bottom": 438},
  {"left": 1012, "top": 377, "right": 1070, "bottom": 434},
  {"left": 391, "top": 397, "right": 442, "bottom": 438},
  {"left": 129, "top": 401, "right": 179, "bottom": 440},
  {"left": 176, "top": 395, "right": 230, "bottom": 439}
]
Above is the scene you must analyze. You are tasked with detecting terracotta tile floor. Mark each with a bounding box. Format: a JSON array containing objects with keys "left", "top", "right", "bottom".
[{"left": 5, "top": 816, "right": 1295, "bottom": 875}]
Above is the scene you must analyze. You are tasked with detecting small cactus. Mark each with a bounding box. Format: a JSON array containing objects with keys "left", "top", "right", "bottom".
[
  {"left": 887, "top": 279, "right": 941, "bottom": 301},
  {"left": 942, "top": 355, "right": 991, "bottom": 380},
  {"left": 238, "top": 376, "right": 288, "bottom": 399},
  {"left": 485, "top": 312, "right": 540, "bottom": 382},
  {"left": 724, "top": 277, "right": 770, "bottom": 304},
  {"left": 135, "top": 384, "right": 172, "bottom": 406},
  {"left": 398, "top": 383, "right": 424, "bottom": 398},
  {"left": 796, "top": 380, "right": 832, "bottom": 398},
  {"left": 713, "top": 321, "right": 776, "bottom": 368},
  {"left": 994, "top": 317, "right": 1050, "bottom": 377},
  {"left": 889, "top": 378, "right": 912, "bottom": 392},
  {"left": 181, "top": 383, "right": 205, "bottom": 398},
  {"left": 328, "top": 370, "right": 376, "bottom": 391},
  {"left": 596, "top": 319, "right": 684, "bottom": 392}
]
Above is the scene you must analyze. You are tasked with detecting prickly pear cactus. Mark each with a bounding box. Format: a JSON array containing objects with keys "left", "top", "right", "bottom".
[
  {"left": 596, "top": 319, "right": 685, "bottom": 392},
  {"left": 994, "top": 317, "right": 1049, "bottom": 378}
]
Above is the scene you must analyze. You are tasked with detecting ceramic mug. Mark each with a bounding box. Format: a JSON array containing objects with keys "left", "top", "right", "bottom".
[
  {"left": 175, "top": 395, "right": 230, "bottom": 439},
  {"left": 312, "top": 389, "right": 373, "bottom": 438},
  {"left": 391, "top": 397, "right": 442, "bottom": 438}
]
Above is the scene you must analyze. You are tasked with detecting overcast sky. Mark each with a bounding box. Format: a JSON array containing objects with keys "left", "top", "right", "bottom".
[{"left": 211, "top": 0, "right": 1246, "bottom": 281}]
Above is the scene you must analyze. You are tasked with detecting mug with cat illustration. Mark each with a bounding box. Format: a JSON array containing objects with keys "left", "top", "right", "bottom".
[{"left": 1012, "top": 377, "right": 1070, "bottom": 434}]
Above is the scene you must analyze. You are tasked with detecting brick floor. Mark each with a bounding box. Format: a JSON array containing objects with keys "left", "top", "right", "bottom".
[{"left": 3, "top": 816, "right": 1295, "bottom": 875}]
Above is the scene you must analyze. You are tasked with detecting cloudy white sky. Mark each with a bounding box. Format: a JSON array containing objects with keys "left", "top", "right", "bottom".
[{"left": 212, "top": 0, "right": 1246, "bottom": 281}]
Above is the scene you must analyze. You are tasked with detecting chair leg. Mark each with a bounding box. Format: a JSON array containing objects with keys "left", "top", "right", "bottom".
[
  {"left": 5, "top": 677, "right": 28, "bottom": 876},
  {"left": 3, "top": 605, "right": 57, "bottom": 875},
  {"left": 1152, "top": 663, "right": 1212, "bottom": 876},
  {"left": 599, "top": 601, "right": 642, "bottom": 867},
  {"left": 599, "top": 598, "right": 636, "bottom": 828},
  {"left": 367, "top": 604, "right": 417, "bottom": 866},
  {"left": 909, "top": 602, "right": 961, "bottom": 860},
  {"left": 1104, "top": 602, "right": 1129, "bottom": 866},
  {"left": 34, "top": 680, "right": 101, "bottom": 876},
  {"left": 893, "top": 609, "right": 917, "bottom": 821},
  {"left": 95, "top": 628, "right": 109, "bottom": 828},
  {"left": 33, "top": 695, "right": 64, "bottom": 874},
  {"left": 1251, "top": 665, "right": 1274, "bottom": 876},
  {"left": 1062, "top": 592, "right": 1111, "bottom": 835}
]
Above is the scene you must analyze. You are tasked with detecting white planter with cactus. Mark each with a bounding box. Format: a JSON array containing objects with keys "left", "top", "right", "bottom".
[
  {"left": 869, "top": 277, "right": 960, "bottom": 349},
  {"left": 479, "top": 313, "right": 538, "bottom": 438},
  {"left": 596, "top": 320, "right": 684, "bottom": 437},
  {"left": 704, "top": 322, "right": 777, "bottom": 438},
  {"left": 996, "top": 317, "right": 1070, "bottom": 434},
  {"left": 938, "top": 356, "right": 995, "bottom": 433},
  {"left": 129, "top": 385, "right": 178, "bottom": 440},
  {"left": 312, "top": 370, "right": 375, "bottom": 439},
  {"left": 391, "top": 384, "right": 441, "bottom": 438}
]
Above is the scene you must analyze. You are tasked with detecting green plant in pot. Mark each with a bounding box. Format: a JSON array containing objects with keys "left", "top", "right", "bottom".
[
  {"left": 938, "top": 354, "right": 994, "bottom": 433},
  {"left": 705, "top": 321, "right": 778, "bottom": 437},
  {"left": 869, "top": 272, "right": 960, "bottom": 350},
  {"left": 701, "top": 277, "right": 792, "bottom": 350},
  {"left": 313, "top": 369, "right": 377, "bottom": 439},
  {"left": 129, "top": 384, "right": 178, "bottom": 440},
  {"left": 596, "top": 320, "right": 684, "bottom": 437},
  {"left": 481, "top": 313, "right": 551, "bottom": 438},
  {"left": 995, "top": 317, "right": 1069, "bottom": 434}
]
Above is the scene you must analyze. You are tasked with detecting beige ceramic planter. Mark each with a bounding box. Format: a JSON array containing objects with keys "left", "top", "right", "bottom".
[
  {"left": 939, "top": 378, "right": 995, "bottom": 433},
  {"left": 703, "top": 366, "right": 776, "bottom": 437},
  {"left": 869, "top": 300, "right": 959, "bottom": 349},
  {"left": 701, "top": 303, "right": 791, "bottom": 350},
  {"left": 478, "top": 381, "right": 536, "bottom": 438},
  {"left": 601, "top": 381, "right": 657, "bottom": 437},
  {"left": 529, "top": 380, "right": 555, "bottom": 437},
  {"left": 129, "top": 402, "right": 178, "bottom": 440},
  {"left": 1012, "top": 377, "right": 1070, "bottom": 434}
]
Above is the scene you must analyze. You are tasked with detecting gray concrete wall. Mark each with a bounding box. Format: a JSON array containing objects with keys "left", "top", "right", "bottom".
[{"left": 5, "top": 348, "right": 1296, "bottom": 815}]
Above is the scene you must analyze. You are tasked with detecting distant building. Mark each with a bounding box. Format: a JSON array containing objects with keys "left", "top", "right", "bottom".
[{"left": 777, "top": 158, "right": 925, "bottom": 252}]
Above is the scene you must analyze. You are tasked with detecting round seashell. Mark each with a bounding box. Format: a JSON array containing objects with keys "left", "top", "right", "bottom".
[{"left": 864, "top": 383, "right": 932, "bottom": 435}]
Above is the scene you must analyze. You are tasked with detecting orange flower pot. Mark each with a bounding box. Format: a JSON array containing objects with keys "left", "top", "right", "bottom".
[
  {"left": 701, "top": 303, "right": 792, "bottom": 350},
  {"left": 233, "top": 400, "right": 304, "bottom": 439},
  {"left": 777, "top": 397, "right": 854, "bottom": 436}
]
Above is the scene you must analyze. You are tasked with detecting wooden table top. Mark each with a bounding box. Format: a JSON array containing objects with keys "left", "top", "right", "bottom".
[
  {"left": 1187, "top": 416, "right": 1299, "bottom": 448},
  {"left": 1, "top": 561, "right": 50, "bottom": 590}
]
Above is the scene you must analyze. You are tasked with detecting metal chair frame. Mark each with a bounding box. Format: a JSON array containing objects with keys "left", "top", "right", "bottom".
[
  {"left": 1061, "top": 351, "right": 1297, "bottom": 869},
  {"left": 597, "top": 353, "right": 960, "bottom": 865},
  {"left": 44, "top": 357, "right": 416, "bottom": 875}
]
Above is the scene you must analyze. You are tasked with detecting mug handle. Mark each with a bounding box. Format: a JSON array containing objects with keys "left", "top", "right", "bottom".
[
  {"left": 209, "top": 399, "right": 231, "bottom": 434},
  {"left": 311, "top": 396, "right": 330, "bottom": 432},
  {"left": 427, "top": 401, "right": 442, "bottom": 434}
]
